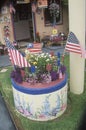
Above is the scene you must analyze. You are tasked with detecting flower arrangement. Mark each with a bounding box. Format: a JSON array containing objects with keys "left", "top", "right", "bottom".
[{"left": 11, "top": 52, "right": 66, "bottom": 84}]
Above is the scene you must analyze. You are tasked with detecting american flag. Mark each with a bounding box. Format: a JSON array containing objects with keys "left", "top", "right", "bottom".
[
  {"left": 5, "top": 38, "right": 30, "bottom": 67},
  {"left": 28, "top": 48, "right": 42, "bottom": 54},
  {"left": 27, "top": 43, "right": 42, "bottom": 54},
  {"left": 65, "top": 32, "right": 82, "bottom": 55}
]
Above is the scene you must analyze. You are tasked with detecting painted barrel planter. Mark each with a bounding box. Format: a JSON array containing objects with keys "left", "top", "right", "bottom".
[{"left": 11, "top": 74, "right": 68, "bottom": 121}]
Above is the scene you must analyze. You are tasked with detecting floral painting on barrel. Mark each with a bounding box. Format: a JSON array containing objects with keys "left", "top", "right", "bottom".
[{"left": 13, "top": 85, "right": 67, "bottom": 120}]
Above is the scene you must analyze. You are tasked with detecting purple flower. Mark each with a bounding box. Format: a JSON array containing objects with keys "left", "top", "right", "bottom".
[
  {"left": 10, "top": 71, "right": 16, "bottom": 78},
  {"left": 16, "top": 77, "right": 23, "bottom": 83},
  {"left": 60, "top": 65, "right": 66, "bottom": 74},
  {"left": 10, "top": 70, "right": 23, "bottom": 83},
  {"left": 50, "top": 71, "right": 59, "bottom": 81}
]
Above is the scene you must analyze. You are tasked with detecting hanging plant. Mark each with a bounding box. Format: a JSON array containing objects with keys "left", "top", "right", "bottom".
[{"left": 49, "top": 0, "right": 60, "bottom": 25}]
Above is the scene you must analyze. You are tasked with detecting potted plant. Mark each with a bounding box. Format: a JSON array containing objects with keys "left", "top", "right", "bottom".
[{"left": 11, "top": 52, "right": 68, "bottom": 121}]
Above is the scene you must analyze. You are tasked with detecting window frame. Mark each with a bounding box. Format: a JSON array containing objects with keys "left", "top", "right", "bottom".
[{"left": 44, "top": 0, "right": 63, "bottom": 26}]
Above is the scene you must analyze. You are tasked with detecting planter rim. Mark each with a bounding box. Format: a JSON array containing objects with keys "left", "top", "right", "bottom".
[{"left": 11, "top": 74, "right": 67, "bottom": 95}]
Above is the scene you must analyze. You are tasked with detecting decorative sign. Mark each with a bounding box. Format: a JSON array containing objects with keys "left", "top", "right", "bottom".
[
  {"left": 27, "top": 43, "right": 42, "bottom": 54},
  {"left": 1, "top": 6, "right": 8, "bottom": 14},
  {"left": 3, "top": 25, "right": 10, "bottom": 38},
  {"left": 0, "top": 15, "right": 10, "bottom": 24},
  {"left": 52, "top": 28, "right": 58, "bottom": 35},
  {"left": 37, "top": 0, "right": 48, "bottom": 8}
]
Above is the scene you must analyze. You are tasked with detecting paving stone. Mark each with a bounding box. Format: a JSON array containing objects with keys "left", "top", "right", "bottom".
[{"left": 0, "top": 93, "right": 16, "bottom": 130}]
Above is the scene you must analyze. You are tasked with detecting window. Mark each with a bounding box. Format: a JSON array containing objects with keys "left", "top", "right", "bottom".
[{"left": 44, "top": 0, "right": 62, "bottom": 26}]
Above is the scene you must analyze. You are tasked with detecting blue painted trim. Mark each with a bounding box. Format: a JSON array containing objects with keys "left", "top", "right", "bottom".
[{"left": 11, "top": 74, "right": 67, "bottom": 95}]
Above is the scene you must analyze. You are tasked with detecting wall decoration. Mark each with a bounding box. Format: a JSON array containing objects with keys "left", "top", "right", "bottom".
[
  {"left": 3, "top": 25, "right": 10, "bottom": 38},
  {"left": 52, "top": 28, "right": 58, "bottom": 35},
  {"left": 0, "top": 15, "right": 10, "bottom": 24},
  {"left": 36, "top": 7, "right": 42, "bottom": 14},
  {"left": 0, "top": 16, "right": 4, "bottom": 23},
  {"left": 4, "top": 15, "right": 11, "bottom": 23},
  {"left": 1, "top": 6, "right": 8, "bottom": 14}
]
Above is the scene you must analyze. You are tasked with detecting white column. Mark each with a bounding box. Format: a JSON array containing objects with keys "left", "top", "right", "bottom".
[{"left": 68, "top": 0, "right": 85, "bottom": 94}]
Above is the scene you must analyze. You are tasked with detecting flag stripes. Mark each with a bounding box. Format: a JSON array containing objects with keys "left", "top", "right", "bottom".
[
  {"left": 28, "top": 48, "right": 42, "bottom": 54},
  {"left": 5, "top": 38, "right": 30, "bottom": 67},
  {"left": 33, "top": 43, "right": 42, "bottom": 49},
  {"left": 27, "top": 43, "right": 42, "bottom": 54},
  {"left": 65, "top": 43, "right": 82, "bottom": 54},
  {"left": 65, "top": 32, "right": 82, "bottom": 55}
]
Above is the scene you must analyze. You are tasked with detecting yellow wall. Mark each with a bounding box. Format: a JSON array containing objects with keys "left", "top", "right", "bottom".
[{"left": 35, "top": 5, "right": 69, "bottom": 39}]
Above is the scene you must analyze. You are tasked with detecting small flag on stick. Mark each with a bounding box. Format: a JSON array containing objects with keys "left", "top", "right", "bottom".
[
  {"left": 27, "top": 43, "right": 42, "bottom": 54},
  {"left": 5, "top": 38, "right": 30, "bottom": 67},
  {"left": 65, "top": 32, "right": 82, "bottom": 55}
]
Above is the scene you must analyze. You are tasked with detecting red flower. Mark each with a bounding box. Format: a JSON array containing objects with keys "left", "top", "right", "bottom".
[
  {"left": 50, "top": 51, "right": 54, "bottom": 57},
  {"left": 46, "top": 64, "right": 52, "bottom": 72},
  {"left": 21, "top": 70, "right": 25, "bottom": 78}
]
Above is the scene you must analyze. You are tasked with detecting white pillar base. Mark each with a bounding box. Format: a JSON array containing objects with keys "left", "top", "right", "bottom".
[{"left": 68, "top": 0, "right": 85, "bottom": 94}]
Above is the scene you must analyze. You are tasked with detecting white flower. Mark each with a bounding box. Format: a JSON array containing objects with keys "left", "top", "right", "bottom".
[
  {"left": 25, "top": 49, "right": 30, "bottom": 54},
  {"left": 46, "top": 59, "right": 50, "bottom": 62}
]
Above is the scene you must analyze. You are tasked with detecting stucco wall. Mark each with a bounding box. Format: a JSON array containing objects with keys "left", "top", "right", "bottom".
[
  {"left": 0, "top": 7, "right": 14, "bottom": 44},
  {"left": 35, "top": 5, "right": 69, "bottom": 39}
]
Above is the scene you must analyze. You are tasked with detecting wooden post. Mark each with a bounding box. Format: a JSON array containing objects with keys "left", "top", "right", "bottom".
[{"left": 68, "top": 0, "right": 85, "bottom": 94}]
